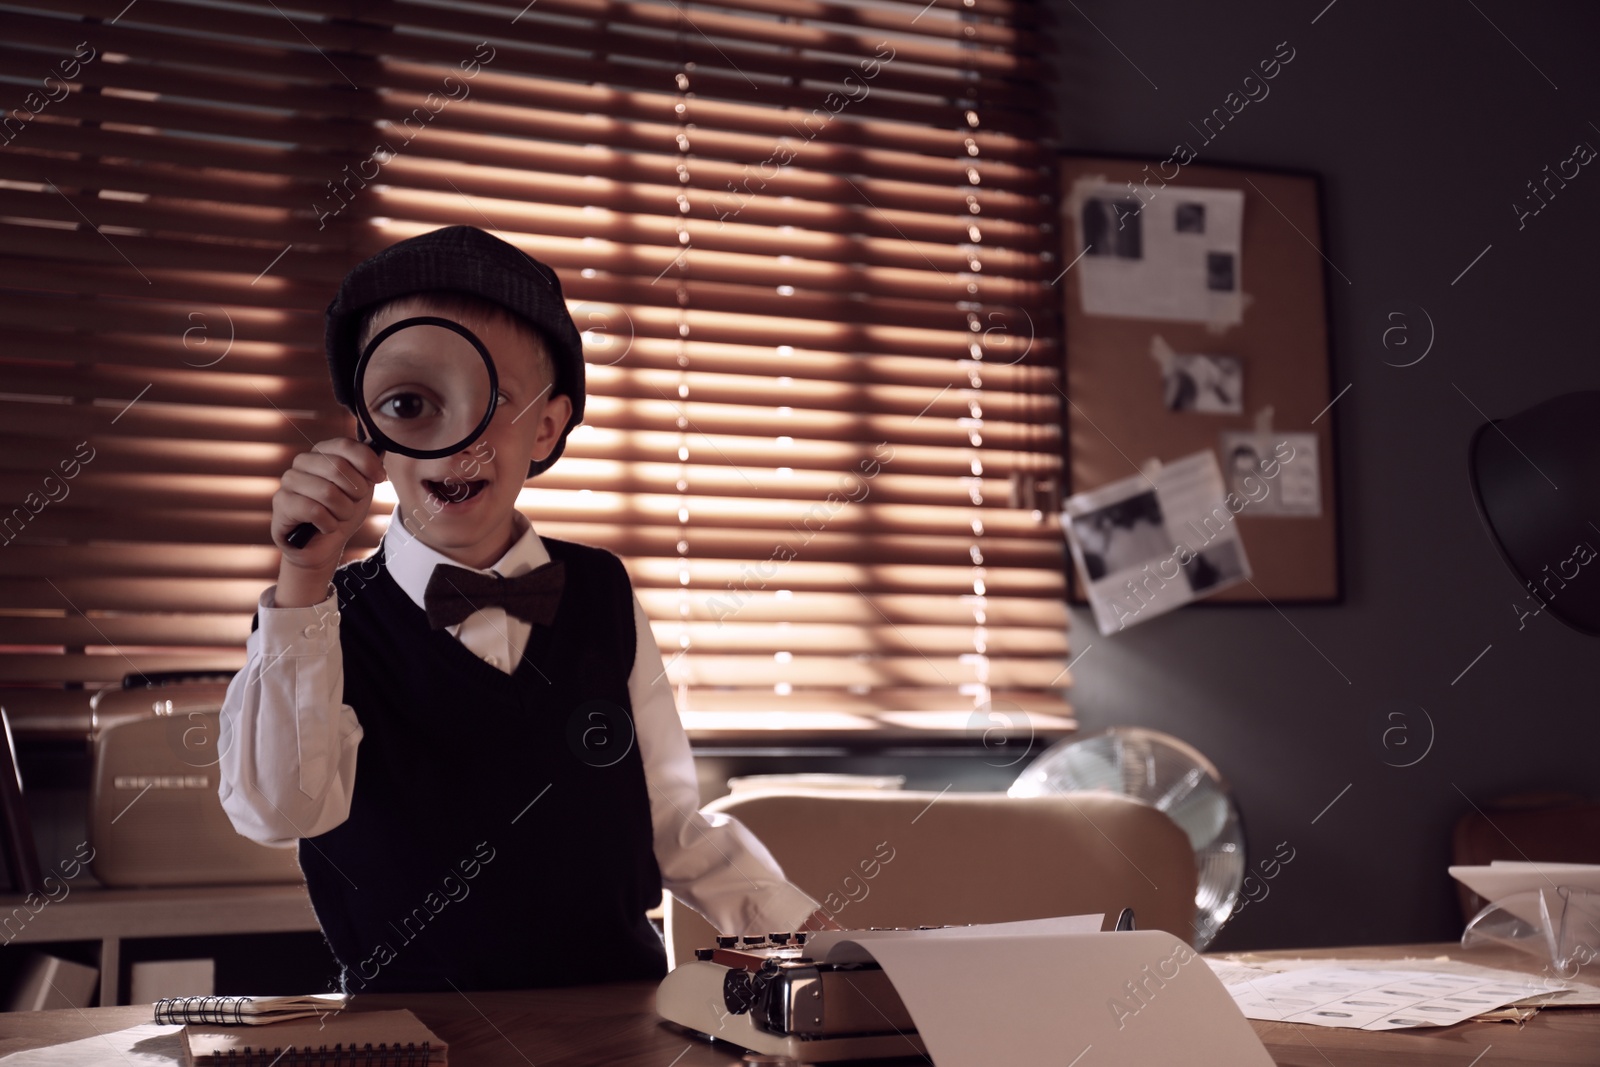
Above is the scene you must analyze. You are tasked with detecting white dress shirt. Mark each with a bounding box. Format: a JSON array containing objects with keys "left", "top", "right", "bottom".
[{"left": 218, "top": 507, "right": 818, "bottom": 936}]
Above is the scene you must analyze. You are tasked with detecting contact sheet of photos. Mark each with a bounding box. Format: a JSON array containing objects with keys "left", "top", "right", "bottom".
[{"left": 1058, "top": 157, "right": 1341, "bottom": 630}]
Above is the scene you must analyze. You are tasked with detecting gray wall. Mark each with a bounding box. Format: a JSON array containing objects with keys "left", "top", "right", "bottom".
[{"left": 1042, "top": 0, "right": 1600, "bottom": 951}]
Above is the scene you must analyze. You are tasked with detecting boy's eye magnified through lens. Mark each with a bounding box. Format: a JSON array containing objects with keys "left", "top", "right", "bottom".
[
  {"left": 371, "top": 390, "right": 438, "bottom": 422},
  {"left": 356, "top": 316, "right": 497, "bottom": 457},
  {"left": 284, "top": 315, "right": 498, "bottom": 549}
]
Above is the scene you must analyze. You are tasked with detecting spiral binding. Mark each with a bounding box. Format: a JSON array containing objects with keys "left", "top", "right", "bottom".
[
  {"left": 203, "top": 1040, "right": 434, "bottom": 1065},
  {"left": 153, "top": 994, "right": 251, "bottom": 1025}
]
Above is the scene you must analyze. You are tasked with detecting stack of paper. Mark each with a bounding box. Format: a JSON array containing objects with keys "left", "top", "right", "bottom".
[{"left": 1216, "top": 964, "right": 1571, "bottom": 1030}]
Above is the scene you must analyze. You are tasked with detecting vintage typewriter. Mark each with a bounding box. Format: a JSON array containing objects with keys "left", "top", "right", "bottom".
[{"left": 655, "top": 930, "right": 927, "bottom": 1062}]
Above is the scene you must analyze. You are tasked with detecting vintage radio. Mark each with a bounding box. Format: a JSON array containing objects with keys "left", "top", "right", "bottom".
[
  {"left": 89, "top": 679, "right": 303, "bottom": 887},
  {"left": 656, "top": 931, "right": 928, "bottom": 1062}
]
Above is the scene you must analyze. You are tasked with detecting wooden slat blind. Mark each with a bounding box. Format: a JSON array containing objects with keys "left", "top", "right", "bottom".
[{"left": 0, "top": 0, "right": 1071, "bottom": 740}]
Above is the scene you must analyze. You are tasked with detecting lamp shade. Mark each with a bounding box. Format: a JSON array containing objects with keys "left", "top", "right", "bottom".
[{"left": 1468, "top": 390, "right": 1600, "bottom": 636}]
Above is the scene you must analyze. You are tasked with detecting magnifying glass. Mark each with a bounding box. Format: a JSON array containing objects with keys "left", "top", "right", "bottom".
[{"left": 285, "top": 316, "right": 497, "bottom": 548}]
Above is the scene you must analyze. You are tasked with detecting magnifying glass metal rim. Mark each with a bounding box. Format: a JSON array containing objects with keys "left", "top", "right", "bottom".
[
  {"left": 284, "top": 315, "right": 499, "bottom": 550},
  {"left": 353, "top": 314, "right": 500, "bottom": 460}
]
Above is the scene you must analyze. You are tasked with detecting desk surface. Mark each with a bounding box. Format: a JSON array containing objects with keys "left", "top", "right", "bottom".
[{"left": 1, "top": 944, "right": 1594, "bottom": 1066}]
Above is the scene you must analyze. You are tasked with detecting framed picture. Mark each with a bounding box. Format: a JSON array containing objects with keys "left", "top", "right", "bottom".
[{"left": 1059, "top": 156, "right": 1342, "bottom": 605}]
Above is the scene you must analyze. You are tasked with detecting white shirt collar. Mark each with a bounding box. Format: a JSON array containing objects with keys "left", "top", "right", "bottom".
[{"left": 379, "top": 506, "right": 551, "bottom": 612}]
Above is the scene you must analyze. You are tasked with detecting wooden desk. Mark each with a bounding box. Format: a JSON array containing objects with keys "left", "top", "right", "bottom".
[{"left": 1, "top": 944, "right": 1594, "bottom": 1065}]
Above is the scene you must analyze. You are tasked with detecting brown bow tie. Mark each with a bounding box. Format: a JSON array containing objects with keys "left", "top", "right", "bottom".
[{"left": 423, "top": 560, "right": 566, "bottom": 630}]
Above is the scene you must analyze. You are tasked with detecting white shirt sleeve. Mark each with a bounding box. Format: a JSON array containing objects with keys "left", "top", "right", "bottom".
[
  {"left": 217, "top": 587, "right": 364, "bottom": 847},
  {"left": 628, "top": 594, "right": 820, "bottom": 936},
  {"left": 217, "top": 560, "right": 819, "bottom": 936}
]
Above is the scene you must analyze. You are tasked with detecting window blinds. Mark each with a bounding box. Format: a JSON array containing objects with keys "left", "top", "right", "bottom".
[{"left": 0, "top": 0, "right": 1071, "bottom": 742}]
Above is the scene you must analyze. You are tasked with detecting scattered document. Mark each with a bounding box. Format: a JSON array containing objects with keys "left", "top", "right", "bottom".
[
  {"left": 1208, "top": 954, "right": 1600, "bottom": 1008},
  {"left": 1222, "top": 965, "right": 1572, "bottom": 1030},
  {"left": 0, "top": 1024, "right": 186, "bottom": 1066}
]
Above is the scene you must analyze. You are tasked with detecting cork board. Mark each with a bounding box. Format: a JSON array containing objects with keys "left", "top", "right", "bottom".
[{"left": 1059, "top": 156, "right": 1341, "bottom": 604}]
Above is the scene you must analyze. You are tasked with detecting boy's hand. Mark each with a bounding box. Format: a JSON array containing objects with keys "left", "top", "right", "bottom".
[{"left": 271, "top": 438, "right": 385, "bottom": 604}]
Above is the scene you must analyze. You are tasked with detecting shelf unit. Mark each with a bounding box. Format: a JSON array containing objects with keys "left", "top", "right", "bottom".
[{"left": 0, "top": 883, "right": 319, "bottom": 1005}]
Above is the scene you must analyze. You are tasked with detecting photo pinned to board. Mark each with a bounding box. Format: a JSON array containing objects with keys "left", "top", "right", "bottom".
[
  {"left": 1070, "top": 179, "right": 1245, "bottom": 325},
  {"left": 1150, "top": 335, "right": 1243, "bottom": 414},
  {"left": 1065, "top": 451, "right": 1253, "bottom": 634},
  {"left": 1219, "top": 431, "right": 1322, "bottom": 517}
]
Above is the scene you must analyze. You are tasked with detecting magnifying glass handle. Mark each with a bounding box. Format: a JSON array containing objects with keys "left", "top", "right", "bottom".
[
  {"left": 285, "top": 522, "right": 318, "bottom": 550},
  {"left": 283, "top": 438, "right": 384, "bottom": 550}
]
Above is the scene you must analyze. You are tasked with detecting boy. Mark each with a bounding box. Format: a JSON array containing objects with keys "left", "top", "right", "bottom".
[{"left": 219, "top": 225, "right": 830, "bottom": 993}]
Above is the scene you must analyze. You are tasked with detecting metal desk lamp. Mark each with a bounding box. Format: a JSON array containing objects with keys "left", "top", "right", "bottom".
[{"left": 1468, "top": 390, "right": 1600, "bottom": 634}]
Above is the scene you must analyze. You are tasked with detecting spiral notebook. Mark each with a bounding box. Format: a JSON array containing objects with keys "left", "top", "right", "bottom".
[
  {"left": 180, "top": 1008, "right": 447, "bottom": 1066},
  {"left": 154, "top": 993, "right": 350, "bottom": 1025}
]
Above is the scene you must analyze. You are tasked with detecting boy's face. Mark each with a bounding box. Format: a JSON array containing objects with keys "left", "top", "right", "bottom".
[{"left": 365, "top": 299, "right": 573, "bottom": 570}]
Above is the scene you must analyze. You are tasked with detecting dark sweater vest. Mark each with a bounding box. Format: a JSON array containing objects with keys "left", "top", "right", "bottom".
[{"left": 297, "top": 538, "right": 666, "bottom": 993}]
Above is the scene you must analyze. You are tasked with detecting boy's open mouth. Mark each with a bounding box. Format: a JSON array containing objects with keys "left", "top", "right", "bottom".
[{"left": 426, "top": 479, "right": 488, "bottom": 504}]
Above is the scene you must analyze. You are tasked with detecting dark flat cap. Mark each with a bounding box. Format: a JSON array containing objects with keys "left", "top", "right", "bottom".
[{"left": 324, "top": 225, "right": 585, "bottom": 477}]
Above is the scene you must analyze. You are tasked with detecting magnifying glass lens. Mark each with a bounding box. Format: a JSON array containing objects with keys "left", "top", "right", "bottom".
[{"left": 359, "top": 322, "right": 493, "bottom": 455}]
